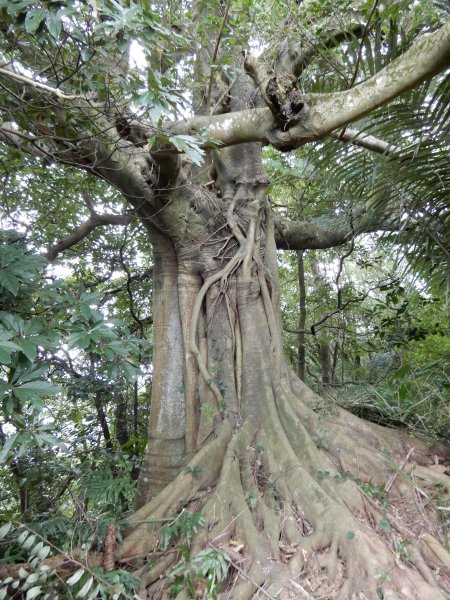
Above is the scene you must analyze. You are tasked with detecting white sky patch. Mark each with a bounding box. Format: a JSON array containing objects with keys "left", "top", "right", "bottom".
[{"left": 130, "top": 40, "right": 146, "bottom": 69}]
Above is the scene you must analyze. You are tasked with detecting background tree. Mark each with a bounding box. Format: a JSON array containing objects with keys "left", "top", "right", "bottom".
[{"left": 0, "top": 1, "right": 449, "bottom": 598}]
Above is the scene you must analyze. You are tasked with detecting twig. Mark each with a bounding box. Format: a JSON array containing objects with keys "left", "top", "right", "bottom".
[
  {"left": 0, "top": 67, "right": 81, "bottom": 100},
  {"left": 385, "top": 447, "right": 414, "bottom": 493},
  {"left": 206, "top": 0, "right": 232, "bottom": 113}
]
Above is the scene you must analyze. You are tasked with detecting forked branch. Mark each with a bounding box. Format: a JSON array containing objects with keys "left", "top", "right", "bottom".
[
  {"left": 45, "top": 211, "right": 133, "bottom": 261},
  {"left": 171, "top": 22, "right": 450, "bottom": 151}
]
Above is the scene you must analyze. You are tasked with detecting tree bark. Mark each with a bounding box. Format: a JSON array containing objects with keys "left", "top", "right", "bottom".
[{"left": 296, "top": 250, "right": 306, "bottom": 381}]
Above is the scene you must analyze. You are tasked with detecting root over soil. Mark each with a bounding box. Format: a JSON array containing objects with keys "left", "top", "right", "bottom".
[{"left": 118, "top": 367, "right": 450, "bottom": 600}]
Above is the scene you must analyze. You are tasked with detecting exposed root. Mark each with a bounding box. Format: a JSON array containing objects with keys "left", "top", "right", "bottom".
[
  {"left": 118, "top": 420, "right": 233, "bottom": 559},
  {"left": 119, "top": 368, "right": 449, "bottom": 599}
]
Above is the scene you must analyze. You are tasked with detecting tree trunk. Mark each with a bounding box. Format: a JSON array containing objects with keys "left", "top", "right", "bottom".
[
  {"left": 120, "top": 131, "right": 449, "bottom": 598},
  {"left": 296, "top": 250, "right": 306, "bottom": 381},
  {"left": 0, "top": 8, "right": 449, "bottom": 597}
]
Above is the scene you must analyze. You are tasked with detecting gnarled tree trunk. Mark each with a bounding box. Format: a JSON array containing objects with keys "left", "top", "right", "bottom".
[{"left": 117, "top": 80, "right": 450, "bottom": 598}]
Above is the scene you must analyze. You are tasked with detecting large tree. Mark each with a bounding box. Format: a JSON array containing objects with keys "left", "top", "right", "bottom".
[{"left": 1, "top": 1, "right": 449, "bottom": 597}]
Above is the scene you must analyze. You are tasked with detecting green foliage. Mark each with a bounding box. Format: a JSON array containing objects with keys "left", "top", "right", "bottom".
[
  {"left": 159, "top": 511, "right": 206, "bottom": 552},
  {"left": 168, "top": 547, "right": 230, "bottom": 599},
  {"left": 0, "top": 0, "right": 186, "bottom": 116},
  {"left": 0, "top": 234, "right": 149, "bottom": 535},
  {"left": 393, "top": 538, "right": 412, "bottom": 563},
  {"left": 184, "top": 464, "right": 202, "bottom": 479},
  {"left": 0, "top": 523, "right": 139, "bottom": 599},
  {"left": 168, "top": 135, "right": 205, "bottom": 166},
  {"left": 78, "top": 454, "right": 137, "bottom": 514},
  {"left": 245, "top": 490, "right": 259, "bottom": 510},
  {"left": 0, "top": 240, "right": 147, "bottom": 467}
]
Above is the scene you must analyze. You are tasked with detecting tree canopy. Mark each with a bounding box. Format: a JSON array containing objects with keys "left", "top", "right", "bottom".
[{"left": 0, "top": 1, "right": 449, "bottom": 599}]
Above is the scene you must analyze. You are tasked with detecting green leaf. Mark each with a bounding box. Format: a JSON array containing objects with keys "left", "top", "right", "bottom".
[
  {"left": 380, "top": 519, "right": 391, "bottom": 533},
  {"left": 169, "top": 135, "right": 205, "bottom": 166},
  {"left": 345, "top": 530, "right": 355, "bottom": 540},
  {"left": 14, "top": 380, "right": 60, "bottom": 403},
  {"left": 25, "top": 8, "right": 46, "bottom": 34},
  {"left": 25, "top": 573, "right": 40, "bottom": 585},
  {"left": 184, "top": 144, "right": 205, "bottom": 166},
  {"left": 0, "top": 271, "right": 20, "bottom": 296},
  {"left": 37, "top": 545, "right": 50, "bottom": 560},
  {"left": 0, "top": 433, "right": 18, "bottom": 463},
  {"left": 67, "top": 331, "right": 91, "bottom": 350},
  {"left": 17, "top": 339, "right": 37, "bottom": 362},
  {"left": 77, "top": 576, "right": 93, "bottom": 597},
  {"left": 23, "top": 534, "right": 36, "bottom": 550},
  {"left": 0, "top": 0, "right": 31, "bottom": 12},
  {"left": 46, "top": 11, "right": 62, "bottom": 38},
  {"left": 0, "top": 339, "right": 21, "bottom": 364},
  {"left": 0, "top": 312, "right": 22, "bottom": 333},
  {"left": 26, "top": 586, "right": 42, "bottom": 600},
  {"left": 36, "top": 433, "right": 67, "bottom": 451},
  {"left": 66, "top": 569, "right": 85, "bottom": 586},
  {"left": 0, "top": 379, "right": 9, "bottom": 402},
  {"left": 0, "top": 522, "right": 12, "bottom": 540}
]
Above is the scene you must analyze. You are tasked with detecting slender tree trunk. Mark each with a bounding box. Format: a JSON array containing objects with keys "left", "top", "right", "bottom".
[
  {"left": 310, "top": 256, "right": 333, "bottom": 394},
  {"left": 135, "top": 241, "right": 186, "bottom": 507},
  {"left": 296, "top": 250, "right": 306, "bottom": 381},
  {"left": 115, "top": 392, "right": 129, "bottom": 449},
  {"left": 94, "top": 390, "right": 113, "bottom": 451}
]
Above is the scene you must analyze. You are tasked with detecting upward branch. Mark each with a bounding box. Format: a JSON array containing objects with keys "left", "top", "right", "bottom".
[{"left": 171, "top": 22, "right": 450, "bottom": 151}]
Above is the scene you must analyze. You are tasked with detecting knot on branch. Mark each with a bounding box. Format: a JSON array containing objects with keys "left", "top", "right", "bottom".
[
  {"left": 266, "top": 73, "right": 304, "bottom": 131},
  {"left": 115, "top": 111, "right": 148, "bottom": 147},
  {"left": 244, "top": 53, "right": 305, "bottom": 131}
]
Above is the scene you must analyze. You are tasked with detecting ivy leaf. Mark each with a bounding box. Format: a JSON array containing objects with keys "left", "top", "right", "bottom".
[
  {"left": 0, "top": 433, "right": 18, "bottom": 463},
  {"left": 25, "top": 8, "right": 46, "bottom": 34},
  {"left": 0, "top": 271, "right": 20, "bottom": 296},
  {"left": 46, "top": 11, "right": 62, "bottom": 39},
  {"left": 13, "top": 380, "right": 60, "bottom": 403}
]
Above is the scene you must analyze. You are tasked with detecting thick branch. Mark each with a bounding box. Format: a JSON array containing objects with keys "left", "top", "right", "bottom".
[
  {"left": 0, "top": 125, "right": 50, "bottom": 160},
  {"left": 274, "top": 204, "right": 403, "bottom": 251},
  {"left": 171, "top": 22, "right": 450, "bottom": 151},
  {"left": 0, "top": 72, "right": 160, "bottom": 213},
  {"left": 45, "top": 212, "right": 133, "bottom": 261}
]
